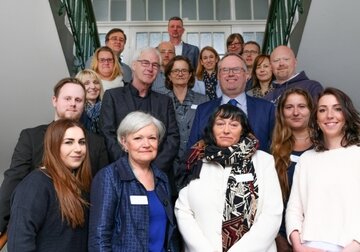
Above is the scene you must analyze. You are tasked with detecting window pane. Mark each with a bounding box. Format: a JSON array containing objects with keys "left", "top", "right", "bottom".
[
  {"left": 111, "top": 0, "right": 126, "bottom": 21},
  {"left": 254, "top": 0, "right": 269, "bottom": 19},
  {"left": 213, "top": 33, "right": 225, "bottom": 55},
  {"left": 165, "top": 0, "right": 180, "bottom": 20},
  {"left": 200, "top": 33, "right": 212, "bottom": 49},
  {"left": 93, "top": 0, "right": 109, "bottom": 21},
  {"left": 216, "top": 0, "right": 230, "bottom": 20},
  {"left": 136, "top": 33, "right": 149, "bottom": 49},
  {"left": 243, "top": 32, "right": 255, "bottom": 42},
  {"left": 199, "top": 0, "right": 213, "bottom": 20},
  {"left": 149, "top": 33, "right": 162, "bottom": 47},
  {"left": 235, "top": 0, "right": 252, "bottom": 20},
  {"left": 183, "top": 0, "right": 196, "bottom": 20},
  {"left": 255, "top": 32, "right": 264, "bottom": 49},
  {"left": 149, "top": 0, "right": 163, "bottom": 20},
  {"left": 132, "top": 0, "right": 146, "bottom": 21},
  {"left": 187, "top": 33, "right": 199, "bottom": 47},
  {"left": 162, "top": 33, "right": 170, "bottom": 41}
]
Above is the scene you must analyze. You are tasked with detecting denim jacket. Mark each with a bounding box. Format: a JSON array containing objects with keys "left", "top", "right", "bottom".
[{"left": 88, "top": 156, "right": 177, "bottom": 252}]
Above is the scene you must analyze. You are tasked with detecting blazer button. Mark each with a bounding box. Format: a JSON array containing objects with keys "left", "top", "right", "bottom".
[{"left": 163, "top": 200, "right": 168, "bottom": 206}]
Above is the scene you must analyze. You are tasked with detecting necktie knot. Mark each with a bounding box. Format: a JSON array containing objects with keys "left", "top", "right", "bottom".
[{"left": 228, "top": 99, "right": 238, "bottom": 107}]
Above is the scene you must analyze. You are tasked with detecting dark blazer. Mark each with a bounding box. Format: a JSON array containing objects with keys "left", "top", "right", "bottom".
[
  {"left": 182, "top": 42, "right": 200, "bottom": 70},
  {"left": 100, "top": 84, "right": 180, "bottom": 172},
  {"left": 188, "top": 95, "right": 275, "bottom": 152},
  {"left": 0, "top": 124, "right": 109, "bottom": 233},
  {"left": 89, "top": 156, "right": 178, "bottom": 252}
]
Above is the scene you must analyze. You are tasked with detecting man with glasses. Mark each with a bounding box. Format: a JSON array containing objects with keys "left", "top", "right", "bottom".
[
  {"left": 152, "top": 41, "right": 176, "bottom": 94},
  {"left": 242, "top": 41, "right": 260, "bottom": 91},
  {"left": 86, "top": 28, "right": 132, "bottom": 83},
  {"left": 263, "top": 45, "right": 323, "bottom": 104},
  {"left": 168, "top": 16, "right": 200, "bottom": 70},
  {"left": 100, "top": 47, "right": 179, "bottom": 173},
  {"left": 188, "top": 53, "right": 275, "bottom": 152}
]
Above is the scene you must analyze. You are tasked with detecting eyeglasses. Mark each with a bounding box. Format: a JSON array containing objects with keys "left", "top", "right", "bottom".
[
  {"left": 109, "top": 37, "right": 125, "bottom": 43},
  {"left": 171, "top": 69, "right": 189, "bottom": 75},
  {"left": 99, "top": 58, "right": 114, "bottom": 64},
  {"left": 229, "top": 42, "right": 241, "bottom": 47},
  {"left": 137, "top": 60, "right": 160, "bottom": 70},
  {"left": 243, "top": 50, "right": 259, "bottom": 55},
  {"left": 220, "top": 67, "right": 245, "bottom": 74}
]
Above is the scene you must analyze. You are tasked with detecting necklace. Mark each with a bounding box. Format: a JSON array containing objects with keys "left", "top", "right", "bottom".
[{"left": 294, "top": 135, "right": 310, "bottom": 140}]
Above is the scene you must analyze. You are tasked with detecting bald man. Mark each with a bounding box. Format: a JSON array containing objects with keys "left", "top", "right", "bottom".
[
  {"left": 263, "top": 45, "right": 323, "bottom": 104},
  {"left": 151, "top": 41, "right": 176, "bottom": 94}
]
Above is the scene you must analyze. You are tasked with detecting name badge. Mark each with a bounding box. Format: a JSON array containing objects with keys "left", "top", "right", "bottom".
[
  {"left": 130, "top": 195, "right": 148, "bottom": 205},
  {"left": 290, "top": 154, "right": 299, "bottom": 163},
  {"left": 235, "top": 173, "right": 254, "bottom": 182},
  {"left": 191, "top": 104, "right": 198, "bottom": 110}
]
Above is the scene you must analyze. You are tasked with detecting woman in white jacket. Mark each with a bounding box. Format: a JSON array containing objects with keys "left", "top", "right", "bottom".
[{"left": 175, "top": 104, "right": 283, "bottom": 252}]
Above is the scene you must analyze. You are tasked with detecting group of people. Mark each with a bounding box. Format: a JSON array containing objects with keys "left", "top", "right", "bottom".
[{"left": 0, "top": 16, "right": 360, "bottom": 252}]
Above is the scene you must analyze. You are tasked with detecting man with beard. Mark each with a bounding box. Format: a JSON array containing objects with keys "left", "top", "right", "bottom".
[
  {"left": 263, "top": 45, "right": 323, "bottom": 104},
  {"left": 0, "top": 78, "right": 109, "bottom": 238}
]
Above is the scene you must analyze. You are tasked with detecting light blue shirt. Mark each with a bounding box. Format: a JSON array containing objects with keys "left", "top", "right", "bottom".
[{"left": 221, "top": 92, "right": 248, "bottom": 115}]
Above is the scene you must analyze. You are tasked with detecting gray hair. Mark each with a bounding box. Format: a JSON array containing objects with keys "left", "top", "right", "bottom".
[
  {"left": 217, "top": 52, "right": 247, "bottom": 74},
  {"left": 117, "top": 111, "right": 165, "bottom": 147},
  {"left": 131, "top": 47, "right": 162, "bottom": 66}
]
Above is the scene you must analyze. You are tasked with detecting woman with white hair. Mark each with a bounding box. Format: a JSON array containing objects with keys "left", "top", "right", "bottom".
[{"left": 88, "top": 111, "right": 178, "bottom": 251}]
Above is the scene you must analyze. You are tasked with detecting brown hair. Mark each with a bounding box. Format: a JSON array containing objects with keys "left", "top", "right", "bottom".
[
  {"left": 271, "top": 88, "right": 313, "bottom": 200},
  {"left": 251, "top": 54, "right": 273, "bottom": 89},
  {"left": 164, "top": 55, "right": 195, "bottom": 90},
  {"left": 42, "top": 119, "right": 92, "bottom": 228},
  {"left": 311, "top": 87, "right": 360, "bottom": 151},
  {"left": 53, "top": 77, "right": 85, "bottom": 98},
  {"left": 226, "top": 33, "right": 244, "bottom": 54},
  {"left": 91, "top": 46, "right": 122, "bottom": 80},
  {"left": 196, "top": 46, "right": 220, "bottom": 80},
  {"left": 105, "top": 28, "right": 127, "bottom": 42}
]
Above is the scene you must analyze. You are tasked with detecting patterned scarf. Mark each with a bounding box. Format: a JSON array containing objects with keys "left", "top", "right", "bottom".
[
  {"left": 85, "top": 101, "right": 101, "bottom": 134},
  {"left": 204, "top": 135, "right": 259, "bottom": 251},
  {"left": 177, "top": 134, "right": 259, "bottom": 251},
  {"left": 203, "top": 71, "right": 218, "bottom": 100}
]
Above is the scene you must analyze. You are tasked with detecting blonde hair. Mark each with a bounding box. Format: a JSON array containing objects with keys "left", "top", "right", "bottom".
[
  {"left": 91, "top": 46, "right": 122, "bottom": 80},
  {"left": 76, "top": 69, "right": 104, "bottom": 100}
]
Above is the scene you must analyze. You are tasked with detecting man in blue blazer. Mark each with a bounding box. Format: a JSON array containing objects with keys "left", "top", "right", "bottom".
[
  {"left": 188, "top": 53, "right": 275, "bottom": 152},
  {"left": 168, "top": 16, "right": 200, "bottom": 70}
]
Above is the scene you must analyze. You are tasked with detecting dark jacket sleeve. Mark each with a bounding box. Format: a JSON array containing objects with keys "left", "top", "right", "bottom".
[
  {"left": 88, "top": 167, "right": 118, "bottom": 252},
  {"left": 100, "top": 90, "right": 125, "bottom": 163},
  {"left": 187, "top": 107, "right": 203, "bottom": 149},
  {"left": 0, "top": 129, "right": 42, "bottom": 233},
  {"left": 7, "top": 172, "right": 49, "bottom": 252},
  {"left": 153, "top": 97, "right": 180, "bottom": 172},
  {"left": 87, "top": 132, "right": 109, "bottom": 176}
]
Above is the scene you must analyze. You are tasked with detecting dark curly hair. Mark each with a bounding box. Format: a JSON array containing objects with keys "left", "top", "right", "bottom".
[{"left": 311, "top": 87, "right": 360, "bottom": 151}]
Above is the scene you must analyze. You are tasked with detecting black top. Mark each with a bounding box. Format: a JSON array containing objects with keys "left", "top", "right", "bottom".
[{"left": 7, "top": 169, "right": 88, "bottom": 252}]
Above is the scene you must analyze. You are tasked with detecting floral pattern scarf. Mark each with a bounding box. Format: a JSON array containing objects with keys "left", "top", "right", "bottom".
[{"left": 203, "top": 71, "right": 218, "bottom": 100}]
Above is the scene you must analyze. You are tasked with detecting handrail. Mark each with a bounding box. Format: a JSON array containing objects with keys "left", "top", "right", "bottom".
[
  {"left": 262, "top": 0, "right": 303, "bottom": 54},
  {"left": 59, "top": 0, "right": 100, "bottom": 73}
]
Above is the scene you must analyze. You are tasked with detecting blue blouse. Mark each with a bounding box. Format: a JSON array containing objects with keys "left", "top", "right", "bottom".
[{"left": 148, "top": 190, "right": 167, "bottom": 252}]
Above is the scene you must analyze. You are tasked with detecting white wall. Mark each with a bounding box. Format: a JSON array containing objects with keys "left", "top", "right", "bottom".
[
  {"left": 296, "top": 0, "right": 360, "bottom": 109},
  {"left": 0, "top": 0, "right": 69, "bottom": 187}
]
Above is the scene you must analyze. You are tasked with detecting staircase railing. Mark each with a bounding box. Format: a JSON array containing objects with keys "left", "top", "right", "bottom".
[
  {"left": 59, "top": 0, "right": 100, "bottom": 73},
  {"left": 262, "top": 0, "right": 304, "bottom": 54}
]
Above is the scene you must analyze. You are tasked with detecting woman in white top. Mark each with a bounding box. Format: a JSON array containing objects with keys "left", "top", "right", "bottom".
[
  {"left": 175, "top": 104, "right": 282, "bottom": 252},
  {"left": 286, "top": 87, "right": 360, "bottom": 252},
  {"left": 91, "top": 46, "right": 124, "bottom": 91}
]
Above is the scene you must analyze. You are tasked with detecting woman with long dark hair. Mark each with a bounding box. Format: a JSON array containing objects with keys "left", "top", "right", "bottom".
[{"left": 8, "top": 119, "right": 91, "bottom": 252}]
